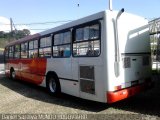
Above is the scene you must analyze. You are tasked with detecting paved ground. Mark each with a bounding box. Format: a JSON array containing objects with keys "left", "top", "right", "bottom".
[
  {"left": 0, "top": 68, "right": 160, "bottom": 119},
  {"left": 0, "top": 64, "right": 4, "bottom": 76}
]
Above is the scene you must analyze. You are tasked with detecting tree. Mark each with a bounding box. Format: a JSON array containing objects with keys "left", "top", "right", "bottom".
[
  {"left": 0, "top": 31, "right": 5, "bottom": 38},
  {"left": 0, "top": 29, "right": 31, "bottom": 48},
  {"left": 22, "top": 29, "right": 30, "bottom": 36},
  {"left": 14, "top": 29, "right": 31, "bottom": 39}
]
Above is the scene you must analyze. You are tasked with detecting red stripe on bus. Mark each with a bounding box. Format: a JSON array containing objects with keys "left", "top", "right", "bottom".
[
  {"left": 107, "top": 81, "right": 153, "bottom": 103},
  {"left": 6, "top": 58, "right": 47, "bottom": 85}
]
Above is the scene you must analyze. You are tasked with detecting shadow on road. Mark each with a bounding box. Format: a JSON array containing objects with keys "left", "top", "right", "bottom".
[
  {"left": 0, "top": 77, "right": 108, "bottom": 112},
  {"left": 0, "top": 75, "right": 160, "bottom": 116}
]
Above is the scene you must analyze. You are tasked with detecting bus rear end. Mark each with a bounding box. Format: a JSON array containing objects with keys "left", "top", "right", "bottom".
[{"left": 105, "top": 10, "right": 153, "bottom": 103}]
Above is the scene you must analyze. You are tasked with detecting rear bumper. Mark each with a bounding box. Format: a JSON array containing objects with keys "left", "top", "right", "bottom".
[{"left": 107, "top": 81, "right": 154, "bottom": 103}]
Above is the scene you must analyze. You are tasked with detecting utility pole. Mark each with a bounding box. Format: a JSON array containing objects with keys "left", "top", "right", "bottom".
[
  {"left": 10, "top": 18, "right": 17, "bottom": 40},
  {"left": 10, "top": 18, "right": 13, "bottom": 32}
]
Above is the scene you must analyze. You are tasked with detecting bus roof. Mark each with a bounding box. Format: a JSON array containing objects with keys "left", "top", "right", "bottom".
[
  {"left": 5, "top": 10, "right": 147, "bottom": 48},
  {"left": 5, "top": 10, "right": 105, "bottom": 48},
  {"left": 5, "top": 33, "right": 40, "bottom": 47},
  {"left": 40, "top": 10, "right": 105, "bottom": 36}
]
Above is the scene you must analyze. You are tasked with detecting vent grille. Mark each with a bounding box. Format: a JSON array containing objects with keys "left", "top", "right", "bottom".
[
  {"left": 80, "top": 66, "right": 94, "bottom": 79},
  {"left": 80, "top": 79, "right": 95, "bottom": 94},
  {"left": 80, "top": 66, "right": 95, "bottom": 94},
  {"left": 123, "top": 57, "right": 131, "bottom": 68}
]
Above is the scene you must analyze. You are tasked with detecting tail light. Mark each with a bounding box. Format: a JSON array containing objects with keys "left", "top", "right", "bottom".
[{"left": 114, "top": 85, "right": 122, "bottom": 91}]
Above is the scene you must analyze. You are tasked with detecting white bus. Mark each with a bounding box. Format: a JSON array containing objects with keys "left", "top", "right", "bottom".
[{"left": 4, "top": 9, "right": 153, "bottom": 103}]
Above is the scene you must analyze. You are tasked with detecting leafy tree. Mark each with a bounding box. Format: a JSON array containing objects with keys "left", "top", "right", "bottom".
[
  {"left": 13, "top": 29, "right": 31, "bottom": 39},
  {"left": 0, "top": 31, "right": 5, "bottom": 38},
  {"left": 0, "top": 29, "right": 31, "bottom": 48},
  {"left": 22, "top": 29, "right": 30, "bottom": 36}
]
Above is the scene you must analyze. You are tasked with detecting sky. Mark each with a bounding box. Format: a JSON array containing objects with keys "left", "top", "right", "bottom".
[{"left": 0, "top": 0, "right": 159, "bottom": 34}]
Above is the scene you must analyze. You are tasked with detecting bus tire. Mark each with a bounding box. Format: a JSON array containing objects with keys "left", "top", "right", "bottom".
[
  {"left": 10, "top": 68, "right": 15, "bottom": 80},
  {"left": 46, "top": 75, "right": 61, "bottom": 95}
]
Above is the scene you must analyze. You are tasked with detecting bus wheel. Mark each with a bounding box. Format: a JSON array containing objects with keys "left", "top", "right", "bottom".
[
  {"left": 47, "top": 75, "right": 60, "bottom": 95},
  {"left": 10, "top": 69, "right": 15, "bottom": 80}
]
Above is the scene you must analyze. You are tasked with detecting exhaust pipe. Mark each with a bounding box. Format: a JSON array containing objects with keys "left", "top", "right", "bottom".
[
  {"left": 114, "top": 8, "right": 124, "bottom": 77},
  {"left": 109, "top": 0, "right": 113, "bottom": 11}
]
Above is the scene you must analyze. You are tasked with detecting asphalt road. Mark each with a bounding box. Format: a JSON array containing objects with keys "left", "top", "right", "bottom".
[{"left": 0, "top": 72, "right": 160, "bottom": 120}]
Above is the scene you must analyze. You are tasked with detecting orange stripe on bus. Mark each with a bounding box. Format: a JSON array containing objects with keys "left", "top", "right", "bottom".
[
  {"left": 107, "top": 82, "right": 153, "bottom": 103},
  {"left": 6, "top": 58, "right": 47, "bottom": 85}
]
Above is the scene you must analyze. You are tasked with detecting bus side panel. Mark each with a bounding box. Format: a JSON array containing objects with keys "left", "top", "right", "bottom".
[
  {"left": 46, "top": 58, "right": 77, "bottom": 96},
  {"left": 77, "top": 20, "right": 106, "bottom": 103},
  {"left": 9, "top": 59, "right": 21, "bottom": 79},
  {"left": 21, "top": 59, "right": 35, "bottom": 83},
  {"left": 20, "top": 58, "right": 47, "bottom": 85},
  {"left": 6, "top": 57, "right": 47, "bottom": 85},
  {"left": 5, "top": 61, "right": 10, "bottom": 77},
  {"left": 36, "top": 58, "right": 47, "bottom": 84}
]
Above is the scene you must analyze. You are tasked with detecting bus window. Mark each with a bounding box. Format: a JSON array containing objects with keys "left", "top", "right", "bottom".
[
  {"left": 29, "top": 40, "right": 38, "bottom": 58},
  {"left": 84, "top": 26, "right": 90, "bottom": 40},
  {"left": 34, "top": 40, "right": 38, "bottom": 49},
  {"left": 89, "top": 24, "right": 99, "bottom": 39},
  {"left": 76, "top": 28, "right": 84, "bottom": 41},
  {"left": 21, "top": 42, "right": 28, "bottom": 58},
  {"left": 73, "top": 23, "right": 100, "bottom": 57},
  {"left": 53, "top": 31, "right": 71, "bottom": 57},
  {"left": 53, "top": 45, "right": 70, "bottom": 57},
  {"left": 54, "top": 33, "right": 63, "bottom": 45},
  {"left": 9, "top": 46, "right": 14, "bottom": 59},
  {"left": 14, "top": 45, "right": 20, "bottom": 59},
  {"left": 39, "top": 36, "right": 51, "bottom": 58}
]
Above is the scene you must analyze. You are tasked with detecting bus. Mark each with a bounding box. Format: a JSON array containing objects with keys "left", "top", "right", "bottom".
[{"left": 4, "top": 9, "right": 153, "bottom": 103}]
